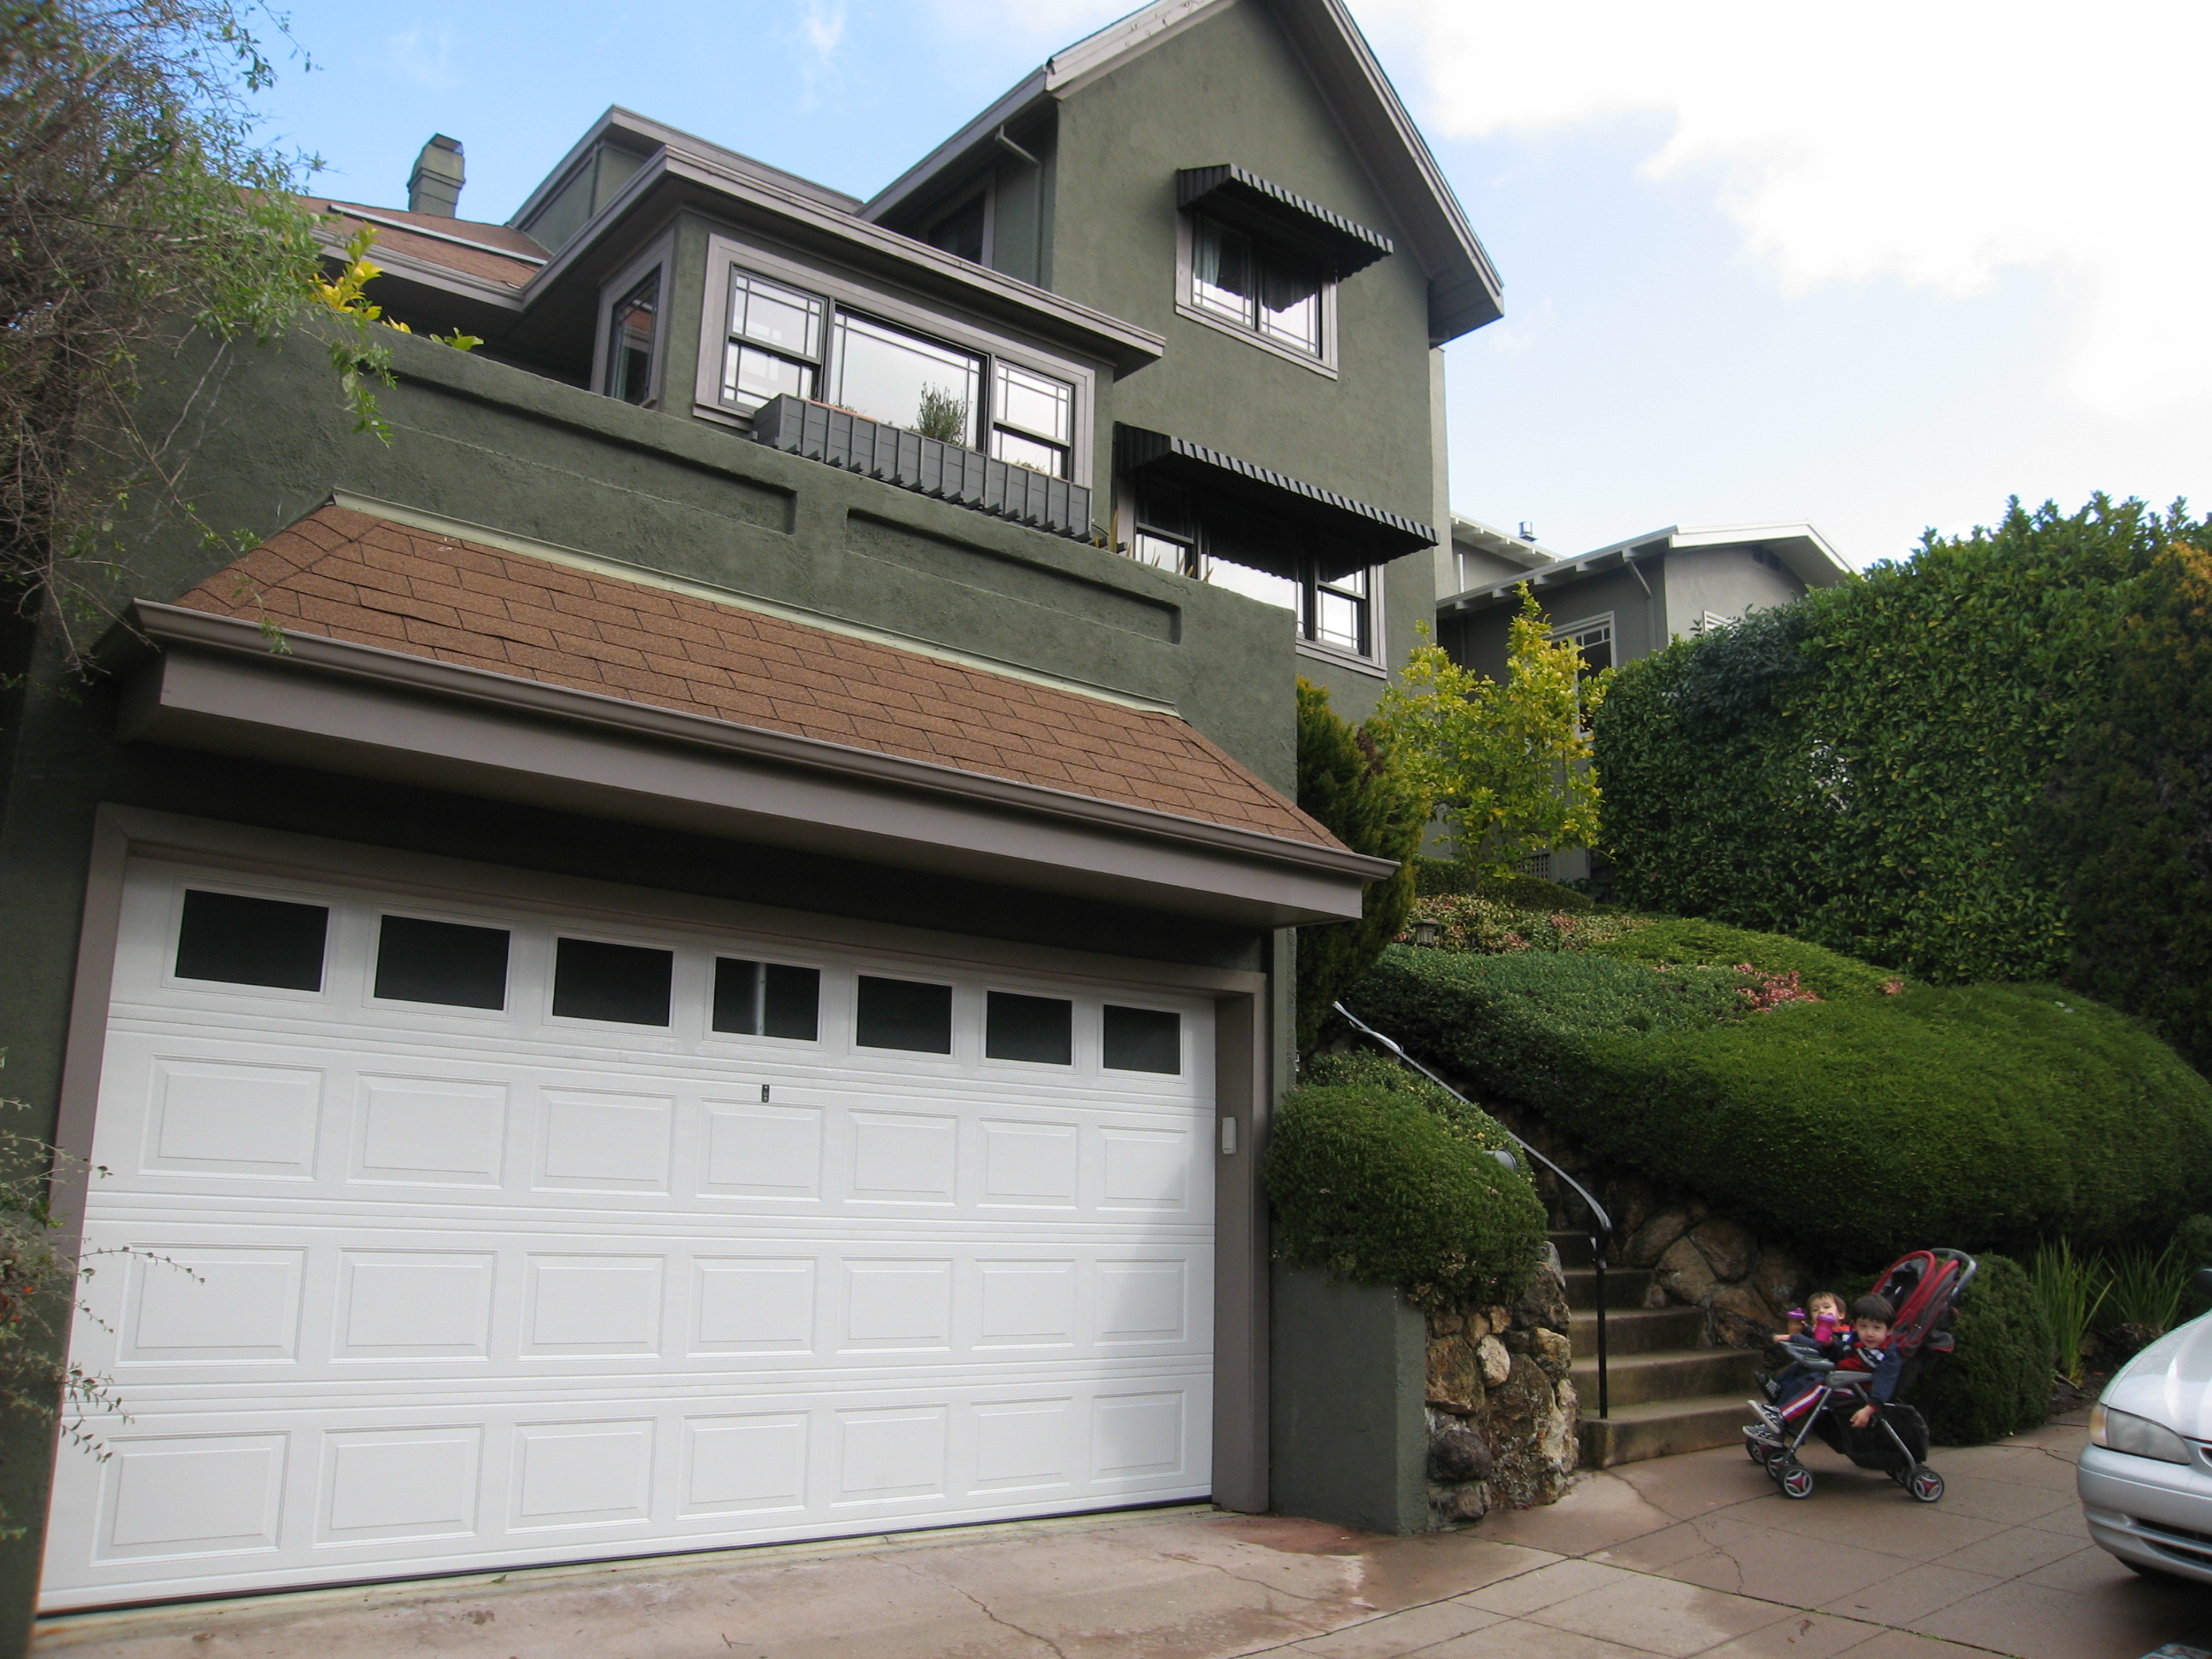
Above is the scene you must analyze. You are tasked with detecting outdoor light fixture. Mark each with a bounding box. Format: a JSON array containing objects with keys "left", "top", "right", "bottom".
[{"left": 1411, "top": 918, "right": 1441, "bottom": 946}]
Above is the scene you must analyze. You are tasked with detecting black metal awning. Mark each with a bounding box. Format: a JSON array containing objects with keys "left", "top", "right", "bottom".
[
  {"left": 1175, "top": 165, "right": 1394, "bottom": 278},
  {"left": 1116, "top": 425, "right": 1435, "bottom": 577}
]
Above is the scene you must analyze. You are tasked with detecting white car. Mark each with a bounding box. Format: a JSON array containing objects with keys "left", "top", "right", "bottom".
[{"left": 2080, "top": 1282, "right": 2212, "bottom": 1584}]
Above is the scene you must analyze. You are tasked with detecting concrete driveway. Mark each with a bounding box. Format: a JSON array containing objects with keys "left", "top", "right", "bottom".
[{"left": 33, "top": 1417, "right": 2209, "bottom": 1659}]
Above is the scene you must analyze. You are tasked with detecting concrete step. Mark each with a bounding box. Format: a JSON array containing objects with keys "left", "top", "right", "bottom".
[
  {"left": 1578, "top": 1392, "right": 1762, "bottom": 1469},
  {"left": 1549, "top": 1231, "right": 1602, "bottom": 1269},
  {"left": 1569, "top": 1305, "right": 1707, "bottom": 1356},
  {"left": 1569, "top": 1345, "right": 1762, "bottom": 1408},
  {"left": 1563, "top": 1266, "right": 1653, "bottom": 1311}
]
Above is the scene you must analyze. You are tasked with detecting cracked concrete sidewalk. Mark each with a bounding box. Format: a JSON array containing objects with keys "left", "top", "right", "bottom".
[{"left": 32, "top": 1417, "right": 2210, "bottom": 1659}]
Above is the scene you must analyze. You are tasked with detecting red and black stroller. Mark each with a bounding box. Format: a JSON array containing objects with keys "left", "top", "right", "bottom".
[{"left": 1743, "top": 1249, "right": 1976, "bottom": 1502}]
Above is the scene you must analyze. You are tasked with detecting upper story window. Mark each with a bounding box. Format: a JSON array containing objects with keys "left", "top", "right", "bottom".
[
  {"left": 1190, "top": 213, "right": 1324, "bottom": 357},
  {"left": 924, "top": 192, "right": 988, "bottom": 264},
  {"left": 1132, "top": 475, "right": 1374, "bottom": 660},
  {"left": 713, "top": 258, "right": 1080, "bottom": 480},
  {"left": 831, "top": 311, "right": 981, "bottom": 446},
  {"left": 1551, "top": 614, "right": 1615, "bottom": 675},
  {"left": 604, "top": 273, "right": 659, "bottom": 405},
  {"left": 724, "top": 270, "right": 825, "bottom": 408}
]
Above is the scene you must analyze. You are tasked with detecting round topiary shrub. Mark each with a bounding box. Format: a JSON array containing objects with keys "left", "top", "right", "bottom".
[
  {"left": 1265, "top": 1057, "right": 1545, "bottom": 1310},
  {"left": 1919, "top": 1254, "right": 2053, "bottom": 1445}
]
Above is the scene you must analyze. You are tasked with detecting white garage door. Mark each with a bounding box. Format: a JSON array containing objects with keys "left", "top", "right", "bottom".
[{"left": 43, "top": 857, "right": 1214, "bottom": 1610}]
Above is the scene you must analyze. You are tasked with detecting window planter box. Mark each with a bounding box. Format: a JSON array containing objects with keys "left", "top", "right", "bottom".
[{"left": 750, "top": 395, "right": 1091, "bottom": 540}]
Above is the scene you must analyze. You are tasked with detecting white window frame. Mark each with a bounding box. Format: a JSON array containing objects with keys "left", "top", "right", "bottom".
[
  {"left": 1172, "top": 212, "right": 1340, "bottom": 380},
  {"left": 692, "top": 232, "right": 1097, "bottom": 486},
  {"left": 591, "top": 232, "right": 675, "bottom": 411},
  {"left": 1550, "top": 612, "right": 1615, "bottom": 672}
]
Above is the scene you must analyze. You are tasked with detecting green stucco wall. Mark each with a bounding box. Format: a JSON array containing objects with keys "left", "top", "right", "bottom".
[
  {"left": 1269, "top": 1266, "right": 1429, "bottom": 1534},
  {"left": 1048, "top": 3, "right": 1439, "bottom": 535},
  {"left": 0, "top": 323, "right": 1301, "bottom": 1645}
]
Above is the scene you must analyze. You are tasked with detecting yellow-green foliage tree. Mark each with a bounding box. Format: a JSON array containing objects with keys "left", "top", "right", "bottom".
[{"left": 1374, "top": 586, "right": 1604, "bottom": 882}]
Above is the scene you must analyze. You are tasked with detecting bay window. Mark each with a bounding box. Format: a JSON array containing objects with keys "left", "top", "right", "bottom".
[{"left": 711, "top": 258, "right": 1080, "bottom": 480}]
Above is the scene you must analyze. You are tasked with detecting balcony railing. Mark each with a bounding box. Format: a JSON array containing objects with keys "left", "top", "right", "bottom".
[{"left": 750, "top": 396, "right": 1091, "bottom": 540}]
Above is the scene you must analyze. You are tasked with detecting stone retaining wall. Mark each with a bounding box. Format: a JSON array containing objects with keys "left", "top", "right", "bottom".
[
  {"left": 1614, "top": 1196, "right": 1807, "bottom": 1348},
  {"left": 1421, "top": 1246, "right": 1580, "bottom": 1527}
]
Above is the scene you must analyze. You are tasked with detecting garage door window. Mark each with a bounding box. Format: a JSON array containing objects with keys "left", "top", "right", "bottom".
[
  {"left": 712, "top": 958, "right": 820, "bottom": 1039},
  {"left": 855, "top": 975, "right": 952, "bottom": 1052},
  {"left": 374, "top": 915, "right": 510, "bottom": 1009},
  {"left": 552, "top": 937, "right": 673, "bottom": 1026},
  {"left": 985, "top": 991, "right": 1074, "bottom": 1065},
  {"left": 174, "top": 889, "right": 328, "bottom": 991},
  {"left": 1103, "top": 1004, "right": 1181, "bottom": 1074}
]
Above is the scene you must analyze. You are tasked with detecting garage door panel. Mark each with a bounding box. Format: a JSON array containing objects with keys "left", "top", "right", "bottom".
[
  {"left": 47, "top": 1368, "right": 1211, "bottom": 1605},
  {"left": 84, "top": 1223, "right": 1210, "bottom": 1381},
  {"left": 47, "top": 860, "right": 1216, "bottom": 1609},
  {"left": 97, "top": 1036, "right": 1211, "bottom": 1227}
]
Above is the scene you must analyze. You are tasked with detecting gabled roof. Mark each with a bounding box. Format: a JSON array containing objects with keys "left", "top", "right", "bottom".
[
  {"left": 1440, "top": 521, "right": 1854, "bottom": 612},
  {"left": 166, "top": 504, "right": 1341, "bottom": 853},
  {"left": 862, "top": 0, "right": 1502, "bottom": 343}
]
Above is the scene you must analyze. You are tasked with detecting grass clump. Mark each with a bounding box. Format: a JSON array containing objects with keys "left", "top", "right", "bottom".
[
  {"left": 1266, "top": 1050, "right": 1546, "bottom": 1310},
  {"left": 2028, "top": 1241, "right": 2107, "bottom": 1386}
]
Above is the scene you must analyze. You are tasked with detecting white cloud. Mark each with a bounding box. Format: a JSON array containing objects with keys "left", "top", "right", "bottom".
[
  {"left": 925, "top": 0, "right": 1133, "bottom": 46},
  {"left": 383, "top": 22, "right": 458, "bottom": 90},
  {"left": 801, "top": 0, "right": 847, "bottom": 59},
  {"left": 1359, "top": 0, "right": 2212, "bottom": 416}
]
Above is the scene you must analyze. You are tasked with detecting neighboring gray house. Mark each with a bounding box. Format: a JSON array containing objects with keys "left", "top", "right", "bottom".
[
  {"left": 1435, "top": 519, "right": 1852, "bottom": 882},
  {"left": 1438, "top": 520, "right": 1851, "bottom": 680}
]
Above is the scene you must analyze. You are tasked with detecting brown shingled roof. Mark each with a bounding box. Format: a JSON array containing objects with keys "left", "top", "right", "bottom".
[
  {"left": 310, "top": 201, "right": 546, "bottom": 290},
  {"left": 176, "top": 504, "right": 1338, "bottom": 850}
]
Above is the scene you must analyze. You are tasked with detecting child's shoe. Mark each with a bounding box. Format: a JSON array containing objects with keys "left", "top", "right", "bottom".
[
  {"left": 1749, "top": 1399, "right": 1787, "bottom": 1435},
  {"left": 1743, "top": 1421, "right": 1784, "bottom": 1450}
]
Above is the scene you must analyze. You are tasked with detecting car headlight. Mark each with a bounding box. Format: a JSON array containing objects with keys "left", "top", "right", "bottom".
[{"left": 2092, "top": 1403, "right": 2195, "bottom": 1464}]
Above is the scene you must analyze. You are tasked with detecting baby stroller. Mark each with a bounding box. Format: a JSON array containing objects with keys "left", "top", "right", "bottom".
[{"left": 1743, "top": 1249, "right": 1976, "bottom": 1502}]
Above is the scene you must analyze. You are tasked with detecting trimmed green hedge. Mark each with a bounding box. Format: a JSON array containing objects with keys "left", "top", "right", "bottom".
[
  {"left": 1265, "top": 1051, "right": 1546, "bottom": 1308},
  {"left": 2043, "top": 542, "right": 2212, "bottom": 1073},
  {"left": 1596, "top": 497, "right": 2209, "bottom": 984},
  {"left": 1354, "top": 945, "right": 2212, "bottom": 1263},
  {"left": 1919, "top": 1254, "right": 2052, "bottom": 1445},
  {"left": 1583, "top": 917, "right": 1903, "bottom": 1001}
]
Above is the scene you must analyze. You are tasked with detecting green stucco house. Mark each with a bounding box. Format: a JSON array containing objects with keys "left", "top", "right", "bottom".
[{"left": 0, "top": 0, "right": 1502, "bottom": 1631}]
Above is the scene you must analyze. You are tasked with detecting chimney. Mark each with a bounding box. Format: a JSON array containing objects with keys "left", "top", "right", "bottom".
[{"left": 407, "top": 135, "right": 465, "bottom": 217}]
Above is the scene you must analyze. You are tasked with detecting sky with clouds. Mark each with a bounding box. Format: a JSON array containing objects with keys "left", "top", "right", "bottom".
[{"left": 249, "top": 0, "right": 2212, "bottom": 568}]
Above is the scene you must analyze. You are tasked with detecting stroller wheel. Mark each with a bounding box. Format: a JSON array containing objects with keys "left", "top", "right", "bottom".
[
  {"left": 1743, "top": 1431, "right": 1775, "bottom": 1464},
  {"left": 1906, "top": 1465, "right": 1945, "bottom": 1504},
  {"left": 1774, "top": 1458, "right": 1814, "bottom": 1499}
]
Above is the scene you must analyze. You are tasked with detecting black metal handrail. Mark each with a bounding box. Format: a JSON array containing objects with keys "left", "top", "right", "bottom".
[{"left": 1332, "top": 1001, "right": 1615, "bottom": 1420}]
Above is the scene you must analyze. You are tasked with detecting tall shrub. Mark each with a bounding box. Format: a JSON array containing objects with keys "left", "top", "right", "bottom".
[
  {"left": 0, "top": 0, "right": 324, "bottom": 652},
  {"left": 2042, "top": 541, "right": 2212, "bottom": 1071},
  {"left": 1597, "top": 497, "right": 2205, "bottom": 982},
  {"left": 1373, "top": 589, "right": 1602, "bottom": 884},
  {"left": 1293, "top": 679, "right": 1425, "bottom": 1051}
]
